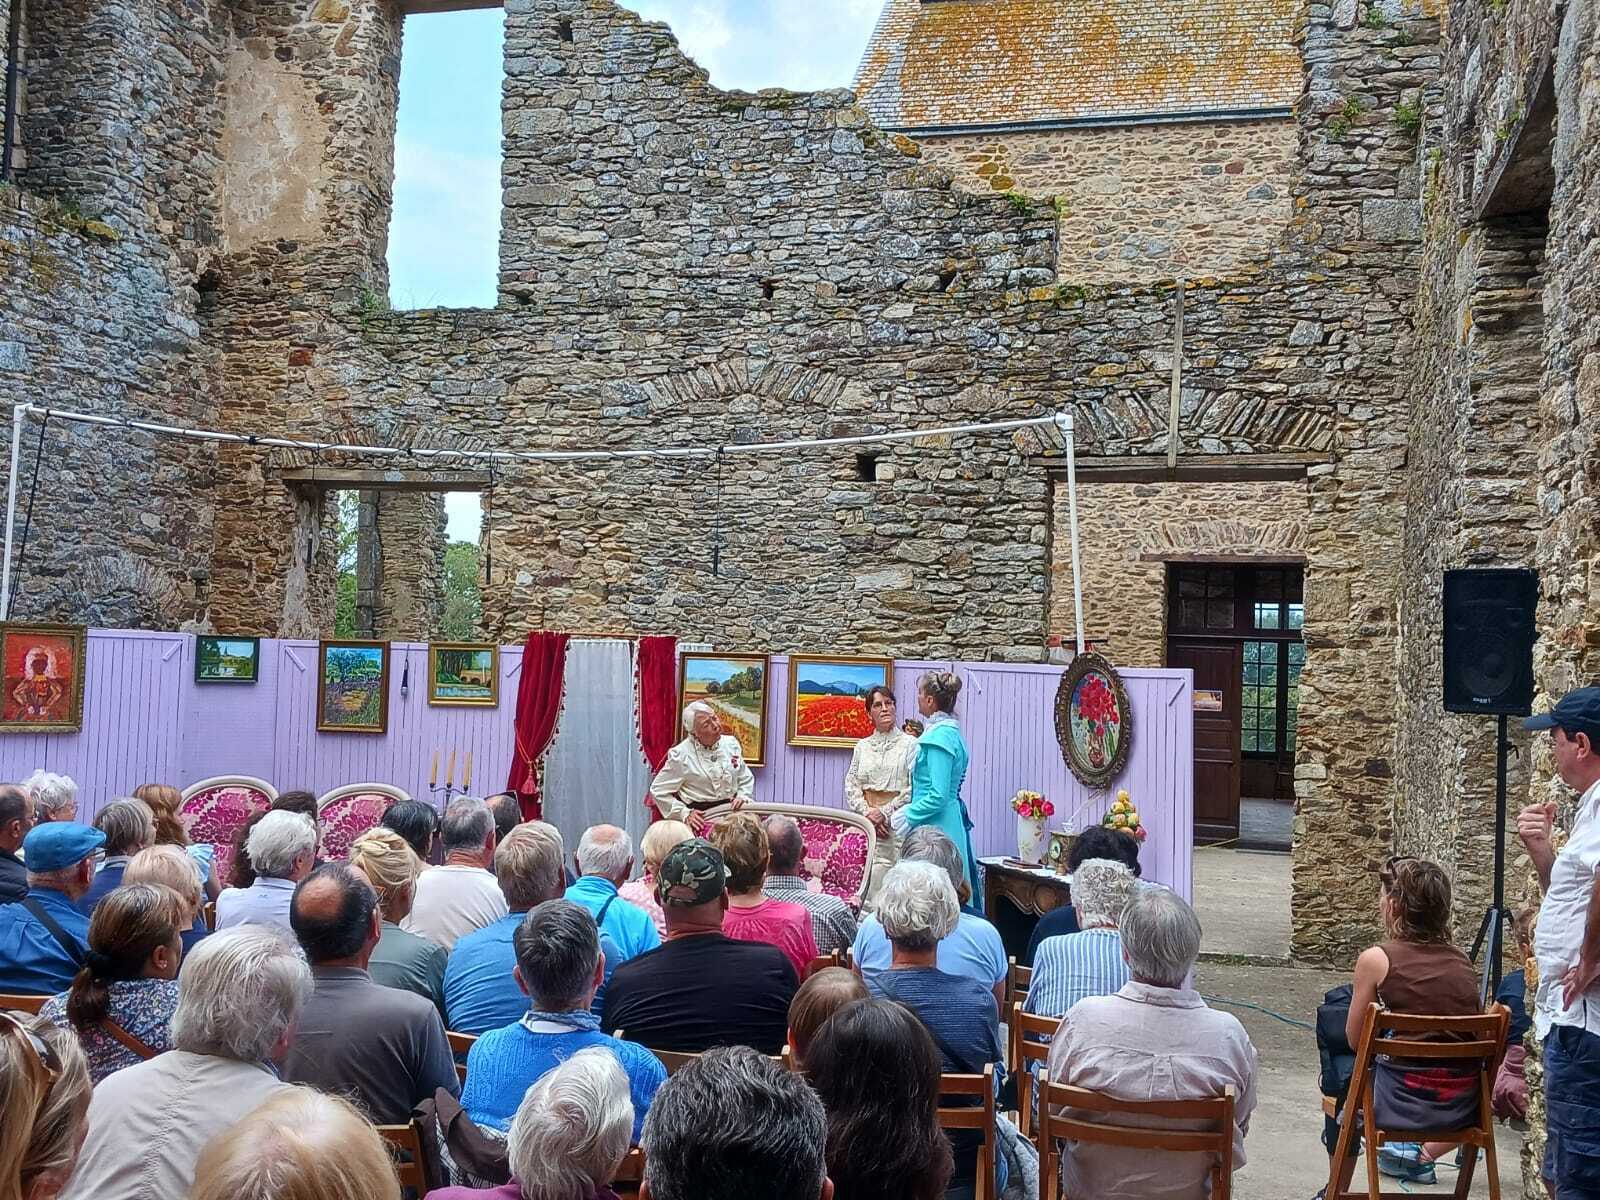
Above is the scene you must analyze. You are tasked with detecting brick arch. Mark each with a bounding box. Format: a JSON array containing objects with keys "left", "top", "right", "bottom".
[{"left": 1137, "top": 516, "right": 1308, "bottom": 560}]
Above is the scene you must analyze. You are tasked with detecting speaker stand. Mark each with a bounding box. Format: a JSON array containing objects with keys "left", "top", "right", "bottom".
[{"left": 1469, "top": 713, "right": 1512, "bottom": 1005}]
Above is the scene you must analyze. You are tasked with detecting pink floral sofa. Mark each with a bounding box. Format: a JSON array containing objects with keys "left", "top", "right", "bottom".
[
  {"left": 703, "top": 802, "right": 876, "bottom": 911},
  {"left": 317, "top": 783, "right": 410, "bottom": 861},
  {"left": 179, "top": 776, "right": 277, "bottom": 888}
]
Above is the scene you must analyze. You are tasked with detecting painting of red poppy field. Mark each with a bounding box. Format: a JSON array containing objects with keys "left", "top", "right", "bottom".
[{"left": 787, "top": 655, "right": 895, "bottom": 749}]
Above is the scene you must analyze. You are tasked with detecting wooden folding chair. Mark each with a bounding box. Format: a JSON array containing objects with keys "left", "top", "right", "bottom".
[
  {"left": 1010, "top": 1002, "right": 1058, "bottom": 1139},
  {"left": 1322, "top": 1002, "right": 1508, "bottom": 1200},
  {"left": 202, "top": 901, "right": 216, "bottom": 932},
  {"left": 376, "top": 1119, "right": 427, "bottom": 1193},
  {"left": 1037, "top": 1075, "right": 1235, "bottom": 1200},
  {"left": 611, "top": 1146, "right": 646, "bottom": 1196},
  {"left": 617, "top": 1031, "right": 791, "bottom": 1075},
  {"left": 0, "top": 993, "right": 48, "bottom": 1015},
  {"left": 446, "top": 1030, "right": 477, "bottom": 1084},
  {"left": 938, "top": 1064, "right": 997, "bottom": 1200},
  {"left": 1005, "top": 956, "right": 1033, "bottom": 1014},
  {"left": 806, "top": 949, "right": 843, "bottom": 978}
]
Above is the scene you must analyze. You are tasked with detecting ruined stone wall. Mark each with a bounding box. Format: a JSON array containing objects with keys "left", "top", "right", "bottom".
[
  {"left": 918, "top": 119, "right": 1298, "bottom": 282},
  {"left": 1048, "top": 477, "right": 1310, "bottom": 666}
]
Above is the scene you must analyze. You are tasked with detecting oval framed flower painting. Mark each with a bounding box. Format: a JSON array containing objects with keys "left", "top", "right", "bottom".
[{"left": 1054, "top": 652, "right": 1133, "bottom": 789}]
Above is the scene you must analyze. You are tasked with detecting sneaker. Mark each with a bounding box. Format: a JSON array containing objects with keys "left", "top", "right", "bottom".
[{"left": 1376, "top": 1144, "right": 1437, "bottom": 1184}]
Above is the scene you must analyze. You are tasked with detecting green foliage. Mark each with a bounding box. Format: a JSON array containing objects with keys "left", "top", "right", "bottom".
[
  {"left": 1050, "top": 195, "right": 1070, "bottom": 219},
  {"left": 1393, "top": 99, "right": 1423, "bottom": 136},
  {"left": 1004, "top": 190, "right": 1035, "bottom": 216},
  {"left": 440, "top": 541, "right": 482, "bottom": 640},
  {"left": 334, "top": 491, "right": 359, "bottom": 637},
  {"left": 1327, "top": 97, "right": 1363, "bottom": 142},
  {"left": 1363, "top": 3, "right": 1387, "bottom": 27},
  {"left": 356, "top": 286, "right": 391, "bottom": 324}
]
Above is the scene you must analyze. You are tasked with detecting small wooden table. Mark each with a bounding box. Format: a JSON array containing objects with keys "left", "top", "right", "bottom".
[{"left": 980, "top": 857, "right": 1072, "bottom": 962}]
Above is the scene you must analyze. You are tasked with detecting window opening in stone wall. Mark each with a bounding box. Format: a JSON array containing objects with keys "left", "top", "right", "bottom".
[
  {"left": 388, "top": 9, "right": 505, "bottom": 310},
  {"left": 855, "top": 453, "right": 880, "bottom": 482},
  {"left": 333, "top": 490, "right": 360, "bottom": 636},
  {"left": 441, "top": 493, "right": 484, "bottom": 640}
]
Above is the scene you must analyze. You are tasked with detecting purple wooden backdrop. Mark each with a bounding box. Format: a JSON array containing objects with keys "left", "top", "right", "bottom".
[{"left": 0, "top": 632, "right": 1194, "bottom": 897}]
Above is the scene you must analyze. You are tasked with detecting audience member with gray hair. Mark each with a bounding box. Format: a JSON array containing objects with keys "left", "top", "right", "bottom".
[
  {"left": 61, "top": 926, "right": 312, "bottom": 1200},
  {"left": 864, "top": 860, "right": 1007, "bottom": 1197},
  {"left": 851, "top": 824, "right": 1007, "bottom": 1005},
  {"left": 1023, "top": 859, "right": 1136, "bottom": 1018},
  {"left": 1045, "top": 886, "right": 1258, "bottom": 1200},
  {"left": 0, "top": 820, "right": 103, "bottom": 994},
  {"left": 215, "top": 809, "right": 317, "bottom": 933},
  {"left": 460, "top": 898, "right": 665, "bottom": 1144},
  {"left": 640, "top": 1045, "right": 831, "bottom": 1200},
  {"left": 649, "top": 700, "right": 755, "bottom": 834},
  {"left": 762, "top": 813, "right": 858, "bottom": 955},
  {"left": 30, "top": 771, "right": 79, "bottom": 823},
  {"left": 567, "top": 824, "right": 660, "bottom": 963},
  {"left": 0, "top": 781, "right": 33, "bottom": 902},
  {"left": 78, "top": 797, "right": 156, "bottom": 914},
  {"left": 404, "top": 797, "right": 508, "bottom": 952}
]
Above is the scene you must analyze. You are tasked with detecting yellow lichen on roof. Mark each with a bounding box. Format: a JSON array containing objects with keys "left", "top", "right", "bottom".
[{"left": 854, "top": 0, "right": 1303, "bottom": 129}]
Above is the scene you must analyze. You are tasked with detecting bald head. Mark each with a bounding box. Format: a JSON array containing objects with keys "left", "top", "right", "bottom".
[
  {"left": 577, "top": 824, "right": 633, "bottom": 884},
  {"left": 765, "top": 815, "right": 805, "bottom": 876},
  {"left": 290, "top": 862, "right": 380, "bottom": 965}
]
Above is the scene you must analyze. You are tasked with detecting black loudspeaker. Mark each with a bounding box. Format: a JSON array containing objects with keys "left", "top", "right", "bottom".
[{"left": 1442, "top": 568, "right": 1538, "bottom": 716}]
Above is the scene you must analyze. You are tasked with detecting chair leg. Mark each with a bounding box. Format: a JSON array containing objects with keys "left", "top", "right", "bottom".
[
  {"left": 1324, "top": 1098, "right": 1360, "bottom": 1200},
  {"left": 1482, "top": 1132, "right": 1501, "bottom": 1200},
  {"left": 1453, "top": 1144, "right": 1478, "bottom": 1200},
  {"left": 1364, "top": 1132, "right": 1385, "bottom": 1200}
]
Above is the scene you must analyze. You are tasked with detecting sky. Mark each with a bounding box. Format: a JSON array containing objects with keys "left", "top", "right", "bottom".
[{"left": 391, "top": 1, "right": 886, "bottom": 540}]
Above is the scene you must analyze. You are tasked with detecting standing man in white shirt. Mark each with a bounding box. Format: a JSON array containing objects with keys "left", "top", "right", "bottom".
[
  {"left": 1519, "top": 685, "right": 1600, "bottom": 1200},
  {"left": 404, "top": 797, "right": 508, "bottom": 951}
]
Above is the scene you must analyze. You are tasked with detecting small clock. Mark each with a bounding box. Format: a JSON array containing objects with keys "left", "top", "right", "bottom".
[{"left": 1046, "top": 831, "right": 1076, "bottom": 875}]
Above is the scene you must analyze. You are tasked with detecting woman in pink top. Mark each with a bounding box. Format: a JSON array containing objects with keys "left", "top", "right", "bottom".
[
  {"left": 619, "top": 819, "right": 693, "bottom": 937},
  {"left": 711, "top": 812, "right": 819, "bottom": 978}
]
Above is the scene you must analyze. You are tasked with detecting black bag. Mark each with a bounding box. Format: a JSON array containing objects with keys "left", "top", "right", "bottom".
[{"left": 1316, "top": 982, "right": 1356, "bottom": 1154}]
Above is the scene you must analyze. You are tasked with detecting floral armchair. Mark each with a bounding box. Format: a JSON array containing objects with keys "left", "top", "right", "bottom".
[
  {"left": 703, "top": 802, "right": 876, "bottom": 911},
  {"left": 179, "top": 775, "right": 277, "bottom": 888},
  {"left": 317, "top": 783, "right": 411, "bottom": 862}
]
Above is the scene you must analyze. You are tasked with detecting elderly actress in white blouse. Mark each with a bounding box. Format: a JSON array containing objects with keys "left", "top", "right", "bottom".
[
  {"left": 844, "top": 685, "right": 920, "bottom": 905},
  {"left": 649, "top": 701, "right": 754, "bottom": 834}
]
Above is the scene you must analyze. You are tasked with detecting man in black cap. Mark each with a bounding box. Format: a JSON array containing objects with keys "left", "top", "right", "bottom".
[
  {"left": 0, "top": 819, "right": 104, "bottom": 993},
  {"left": 601, "top": 838, "right": 797, "bottom": 1054},
  {"left": 1520, "top": 685, "right": 1600, "bottom": 1200}
]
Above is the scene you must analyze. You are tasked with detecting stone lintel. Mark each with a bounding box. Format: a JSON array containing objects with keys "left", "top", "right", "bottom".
[
  {"left": 281, "top": 468, "right": 491, "bottom": 493},
  {"left": 401, "top": 0, "right": 503, "bottom": 12},
  {"left": 1038, "top": 453, "right": 1322, "bottom": 483}
]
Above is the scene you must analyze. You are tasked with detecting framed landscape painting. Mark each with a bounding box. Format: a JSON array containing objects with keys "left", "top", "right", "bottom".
[
  {"left": 0, "top": 623, "right": 87, "bottom": 733},
  {"left": 316, "top": 640, "right": 390, "bottom": 734},
  {"left": 787, "top": 654, "right": 894, "bottom": 749},
  {"left": 195, "top": 636, "right": 260, "bottom": 684},
  {"left": 678, "top": 652, "right": 769, "bottom": 766},
  {"left": 429, "top": 642, "right": 498, "bottom": 707}
]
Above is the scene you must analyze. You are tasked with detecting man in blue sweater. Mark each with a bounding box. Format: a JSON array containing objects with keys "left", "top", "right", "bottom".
[{"left": 461, "top": 898, "right": 665, "bottom": 1142}]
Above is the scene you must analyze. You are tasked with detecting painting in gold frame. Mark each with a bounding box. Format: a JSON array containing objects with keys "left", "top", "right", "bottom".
[
  {"left": 0, "top": 622, "right": 87, "bottom": 733},
  {"left": 786, "top": 653, "right": 896, "bottom": 750},
  {"left": 678, "top": 652, "right": 769, "bottom": 766},
  {"left": 316, "top": 640, "right": 390, "bottom": 734},
  {"left": 428, "top": 642, "right": 499, "bottom": 707}
]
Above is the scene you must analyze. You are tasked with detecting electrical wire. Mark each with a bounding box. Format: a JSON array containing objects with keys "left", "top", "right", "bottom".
[
  {"left": 1198, "top": 993, "right": 1315, "bottom": 1030},
  {"left": 9, "top": 409, "right": 50, "bottom": 616}
]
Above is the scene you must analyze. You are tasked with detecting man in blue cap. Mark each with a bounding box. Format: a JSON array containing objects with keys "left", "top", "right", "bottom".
[
  {"left": 1519, "top": 684, "right": 1600, "bottom": 1200},
  {"left": 0, "top": 819, "right": 103, "bottom": 994}
]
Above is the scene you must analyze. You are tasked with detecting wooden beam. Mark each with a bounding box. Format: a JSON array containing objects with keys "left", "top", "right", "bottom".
[
  {"left": 401, "top": 0, "right": 503, "bottom": 14},
  {"left": 280, "top": 468, "right": 492, "bottom": 493},
  {"left": 1034, "top": 453, "right": 1322, "bottom": 484}
]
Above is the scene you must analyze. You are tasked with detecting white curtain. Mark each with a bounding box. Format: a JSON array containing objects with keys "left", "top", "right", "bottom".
[{"left": 542, "top": 639, "right": 653, "bottom": 866}]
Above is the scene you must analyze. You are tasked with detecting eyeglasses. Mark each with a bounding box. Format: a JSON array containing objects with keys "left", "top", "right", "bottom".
[{"left": 0, "top": 1009, "right": 61, "bottom": 1097}]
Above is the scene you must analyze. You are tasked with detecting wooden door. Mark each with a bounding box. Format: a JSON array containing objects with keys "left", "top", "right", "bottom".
[{"left": 1166, "top": 638, "right": 1241, "bottom": 842}]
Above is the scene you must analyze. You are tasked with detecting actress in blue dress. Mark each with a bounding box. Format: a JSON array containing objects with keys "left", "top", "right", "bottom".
[{"left": 897, "top": 670, "right": 982, "bottom": 907}]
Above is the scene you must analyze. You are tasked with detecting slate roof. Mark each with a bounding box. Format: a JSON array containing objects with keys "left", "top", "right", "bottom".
[{"left": 852, "top": 0, "right": 1303, "bottom": 131}]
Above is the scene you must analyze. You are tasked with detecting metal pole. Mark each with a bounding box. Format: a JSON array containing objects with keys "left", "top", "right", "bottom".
[
  {"left": 1491, "top": 712, "right": 1509, "bottom": 995},
  {"left": 2, "top": 401, "right": 25, "bottom": 619},
  {"left": 1059, "top": 410, "right": 1086, "bottom": 656}
]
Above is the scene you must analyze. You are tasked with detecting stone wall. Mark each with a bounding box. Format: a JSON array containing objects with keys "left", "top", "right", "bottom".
[
  {"left": 918, "top": 119, "right": 1298, "bottom": 282},
  {"left": 356, "top": 489, "right": 447, "bottom": 638}
]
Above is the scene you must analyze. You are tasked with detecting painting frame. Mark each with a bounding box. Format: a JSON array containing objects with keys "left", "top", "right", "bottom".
[
  {"left": 0, "top": 622, "right": 87, "bottom": 734},
  {"left": 194, "top": 635, "right": 261, "bottom": 684},
  {"left": 1054, "top": 651, "right": 1134, "bottom": 790},
  {"left": 316, "top": 639, "right": 391, "bottom": 734},
  {"left": 786, "top": 653, "right": 896, "bottom": 750},
  {"left": 428, "top": 642, "right": 499, "bottom": 707},
  {"left": 677, "top": 651, "right": 770, "bottom": 767}
]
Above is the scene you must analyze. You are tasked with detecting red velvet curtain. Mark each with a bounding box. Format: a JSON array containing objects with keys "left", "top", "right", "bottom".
[
  {"left": 507, "top": 631, "right": 570, "bottom": 821},
  {"left": 636, "top": 635, "right": 678, "bottom": 822}
]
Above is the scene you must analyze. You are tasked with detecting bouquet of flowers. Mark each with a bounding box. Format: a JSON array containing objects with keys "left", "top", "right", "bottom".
[
  {"left": 1011, "top": 790, "right": 1054, "bottom": 821},
  {"left": 1102, "top": 789, "right": 1147, "bottom": 842}
]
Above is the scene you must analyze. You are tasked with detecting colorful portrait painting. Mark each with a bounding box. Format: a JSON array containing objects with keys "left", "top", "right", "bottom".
[
  {"left": 1054, "top": 651, "right": 1134, "bottom": 789},
  {"left": 787, "top": 654, "right": 895, "bottom": 749},
  {"left": 678, "top": 652, "right": 769, "bottom": 766},
  {"left": 195, "top": 636, "right": 261, "bottom": 684},
  {"left": 0, "top": 623, "right": 87, "bottom": 733},
  {"left": 316, "top": 640, "right": 390, "bottom": 734},
  {"left": 429, "top": 642, "right": 498, "bottom": 707}
]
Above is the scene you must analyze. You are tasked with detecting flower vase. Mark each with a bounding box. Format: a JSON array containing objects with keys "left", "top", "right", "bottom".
[{"left": 1017, "top": 815, "right": 1046, "bottom": 864}]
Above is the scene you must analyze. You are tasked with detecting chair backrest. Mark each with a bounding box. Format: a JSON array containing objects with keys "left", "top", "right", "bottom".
[
  {"left": 702, "top": 802, "right": 876, "bottom": 909},
  {"left": 446, "top": 1030, "right": 477, "bottom": 1084},
  {"left": 1342, "top": 1002, "right": 1509, "bottom": 1138},
  {"left": 806, "top": 949, "right": 843, "bottom": 978},
  {"left": 375, "top": 1119, "right": 426, "bottom": 1193},
  {"left": 1005, "top": 956, "right": 1033, "bottom": 1014},
  {"left": 937, "top": 1064, "right": 996, "bottom": 1200},
  {"left": 1009, "top": 1001, "right": 1057, "bottom": 1137},
  {"left": 611, "top": 1146, "right": 646, "bottom": 1196},
  {"left": 1038, "top": 1075, "right": 1235, "bottom": 1200},
  {"left": 179, "top": 775, "right": 276, "bottom": 887},
  {"left": 617, "top": 1031, "right": 790, "bottom": 1076},
  {"left": 0, "top": 993, "right": 48, "bottom": 1015},
  {"left": 316, "top": 782, "right": 411, "bottom": 861}
]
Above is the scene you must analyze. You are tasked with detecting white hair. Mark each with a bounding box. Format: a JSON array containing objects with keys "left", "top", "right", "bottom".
[
  {"left": 509, "top": 1047, "right": 633, "bottom": 1199},
  {"left": 577, "top": 825, "right": 634, "bottom": 883},
  {"left": 682, "top": 700, "right": 715, "bottom": 736},
  {"left": 33, "top": 772, "right": 78, "bottom": 817},
  {"left": 1120, "top": 885, "right": 1202, "bottom": 988},
  {"left": 1071, "top": 858, "right": 1136, "bottom": 929},
  {"left": 244, "top": 810, "right": 317, "bottom": 879},
  {"left": 877, "top": 860, "right": 959, "bottom": 951},
  {"left": 441, "top": 796, "right": 494, "bottom": 854},
  {"left": 171, "top": 926, "right": 313, "bottom": 1063}
]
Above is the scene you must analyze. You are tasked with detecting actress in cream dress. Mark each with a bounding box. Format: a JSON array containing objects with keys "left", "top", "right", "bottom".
[{"left": 844, "top": 685, "right": 919, "bottom": 906}]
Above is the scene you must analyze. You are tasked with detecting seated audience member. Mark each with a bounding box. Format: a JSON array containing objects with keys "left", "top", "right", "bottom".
[
  {"left": 852, "top": 826, "right": 1006, "bottom": 1006},
  {"left": 227, "top": 790, "right": 323, "bottom": 892},
  {"left": 133, "top": 781, "right": 219, "bottom": 902},
  {"left": 40, "top": 882, "right": 183, "bottom": 1082},
  {"left": 406, "top": 798, "right": 508, "bottom": 951},
  {"left": 1047, "top": 886, "right": 1257, "bottom": 1200},
  {"left": 567, "top": 825, "right": 660, "bottom": 963},
  {"left": 31, "top": 775, "right": 78, "bottom": 825},
  {"left": 786, "top": 966, "right": 868, "bottom": 1071},
  {"left": 639, "top": 1045, "right": 831, "bottom": 1200},
  {"left": 806, "top": 998, "right": 953, "bottom": 1200},
  {"left": 446, "top": 822, "right": 580, "bottom": 1034},
  {"left": 125, "top": 843, "right": 208, "bottom": 956},
  {"left": 216, "top": 810, "right": 317, "bottom": 932},
  {"left": 1024, "top": 859, "right": 1135, "bottom": 1018},
  {"left": 1023, "top": 825, "right": 1142, "bottom": 966},
  {"left": 0, "top": 1009, "right": 92, "bottom": 1200},
  {"left": 192, "top": 1087, "right": 401, "bottom": 1200},
  {"left": 619, "top": 819, "right": 693, "bottom": 938},
  {"left": 1343, "top": 856, "right": 1481, "bottom": 1182},
  {"left": 0, "top": 822, "right": 103, "bottom": 994},
  {"left": 602, "top": 839, "right": 798, "bottom": 1054},
  {"left": 1492, "top": 906, "right": 1537, "bottom": 1120},
  {"left": 486, "top": 792, "right": 523, "bottom": 845},
  {"left": 763, "top": 814, "right": 858, "bottom": 955},
  {"left": 61, "top": 926, "right": 310, "bottom": 1200},
  {"left": 435, "top": 1048, "right": 634, "bottom": 1200},
  {"left": 712, "top": 812, "right": 818, "bottom": 977},
  {"left": 864, "top": 860, "right": 1006, "bottom": 1197},
  {"left": 79, "top": 798, "right": 156, "bottom": 914},
  {"left": 284, "top": 862, "right": 459, "bottom": 1124},
  {"left": 463, "top": 899, "right": 665, "bottom": 1143},
  {"left": 382, "top": 797, "right": 442, "bottom": 864},
  {"left": 0, "top": 783, "right": 36, "bottom": 903},
  {"left": 350, "top": 827, "right": 447, "bottom": 1014}
]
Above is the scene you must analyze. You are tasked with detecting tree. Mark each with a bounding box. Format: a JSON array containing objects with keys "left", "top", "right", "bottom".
[
  {"left": 334, "top": 492, "right": 359, "bottom": 636},
  {"left": 440, "top": 540, "right": 482, "bottom": 640}
]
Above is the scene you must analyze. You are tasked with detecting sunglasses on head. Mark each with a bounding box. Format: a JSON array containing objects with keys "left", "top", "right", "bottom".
[{"left": 0, "top": 1009, "right": 61, "bottom": 1097}]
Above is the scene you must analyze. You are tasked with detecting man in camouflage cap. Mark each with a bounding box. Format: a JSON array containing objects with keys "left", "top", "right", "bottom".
[{"left": 602, "top": 836, "right": 798, "bottom": 1053}]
